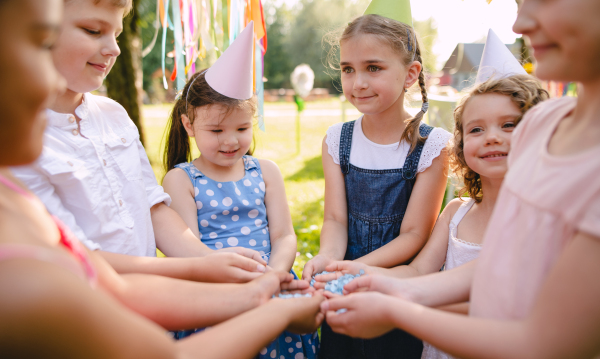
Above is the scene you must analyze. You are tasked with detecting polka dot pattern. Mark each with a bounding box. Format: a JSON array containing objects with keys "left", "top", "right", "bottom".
[{"left": 173, "top": 158, "right": 317, "bottom": 359}]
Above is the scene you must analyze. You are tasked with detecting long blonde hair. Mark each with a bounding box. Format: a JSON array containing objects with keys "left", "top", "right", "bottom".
[{"left": 327, "top": 14, "right": 428, "bottom": 153}]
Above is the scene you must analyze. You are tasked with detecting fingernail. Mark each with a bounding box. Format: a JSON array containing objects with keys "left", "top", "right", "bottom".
[{"left": 257, "top": 264, "right": 266, "bottom": 272}]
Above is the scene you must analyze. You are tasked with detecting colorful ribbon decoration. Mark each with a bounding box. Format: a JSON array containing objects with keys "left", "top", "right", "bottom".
[{"left": 154, "top": 0, "right": 267, "bottom": 130}]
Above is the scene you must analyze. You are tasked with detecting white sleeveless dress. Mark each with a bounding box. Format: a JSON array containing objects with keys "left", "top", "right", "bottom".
[{"left": 421, "top": 199, "right": 482, "bottom": 359}]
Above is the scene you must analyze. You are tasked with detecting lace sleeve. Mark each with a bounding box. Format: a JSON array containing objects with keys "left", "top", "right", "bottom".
[
  {"left": 417, "top": 127, "right": 452, "bottom": 173},
  {"left": 325, "top": 122, "right": 345, "bottom": 165}
]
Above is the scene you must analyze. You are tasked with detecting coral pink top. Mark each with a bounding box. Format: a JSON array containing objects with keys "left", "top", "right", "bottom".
[
  {"left": 470, "top": 97, "right": 600, "bottom": 320},
  {"left": 0, "top": 173, "right": 97, "bottom": 287}
]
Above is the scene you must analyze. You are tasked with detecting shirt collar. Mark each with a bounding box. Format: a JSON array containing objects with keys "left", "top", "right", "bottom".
[{"left": 46, "top": 93, "right": 91, "bottom": 128}]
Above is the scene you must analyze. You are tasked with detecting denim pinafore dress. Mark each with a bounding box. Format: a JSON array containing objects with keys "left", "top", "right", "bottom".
[{"left": 320, "top": 121, "right": 433, "bottom": 359}]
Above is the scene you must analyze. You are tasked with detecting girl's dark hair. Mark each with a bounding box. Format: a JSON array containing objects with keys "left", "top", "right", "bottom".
[
  {"left": 450, "top": 74, "right": 549, "bottom": 202},
  {"left": 326, "top": 14, "right": 428, "bottom": 153},
  {"left": 162, "top": 70, "right": 257, "bottom": 173}
]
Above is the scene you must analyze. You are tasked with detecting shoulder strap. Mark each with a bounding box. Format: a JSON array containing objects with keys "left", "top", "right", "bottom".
[
  {"left": 0, "top": 243, "right": 89, "bottom": 282},
  {"left": 450, "top": 198, "right": 475, "bottom": 226},
  {"left": 339, "top": 120, "right": 356, "bottom": 175},
  {"left": 402, "top": 123, "right": 434, "bottom": 180},
  {"left": 174, "top": 162, "right": 202, "bottom": 184}
]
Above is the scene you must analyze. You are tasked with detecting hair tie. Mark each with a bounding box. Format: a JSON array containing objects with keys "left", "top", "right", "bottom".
[
  {"left": 421, "top": 101, "right": 429, "bottom": 114},
  {"left": 185, "top": 69, "right": 208, "bottom": 113}
]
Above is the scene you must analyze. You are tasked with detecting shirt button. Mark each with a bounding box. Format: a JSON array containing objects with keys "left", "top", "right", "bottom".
[
  {"left": 72, "top": 129, "right": 79, "bottom": 136},
  {"left": 119, "top": 200, "right": 123, "bottom": 206},
  {"left": 121, "top": 138, "right": 126, "bottom": 143},
  {"left": 68, "top": 116, "right": 75, "bottom": 123},
  {"left": 103, "top": 159, "right": 107, "bottom": 166}
]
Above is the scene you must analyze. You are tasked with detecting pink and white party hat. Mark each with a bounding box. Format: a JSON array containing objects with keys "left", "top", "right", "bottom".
[
  {"left": 205, "top": 21, "right": 254, "bottom": 100},
  {"left": 476, "top": 29, "right": 527, "bottom": 84}
]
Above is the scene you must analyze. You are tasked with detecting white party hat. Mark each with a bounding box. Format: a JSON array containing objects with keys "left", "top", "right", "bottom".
[
  {"left": 476, "top": 29, "right": 527, "bottom": 84},
  {"left": 205, "top": 21, "right": 254, "bottom": 100}
]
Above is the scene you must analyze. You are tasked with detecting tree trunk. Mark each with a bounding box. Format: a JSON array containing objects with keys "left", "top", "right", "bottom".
[{"left": 105, "top": 0, "right": 145, "bottom": 145}]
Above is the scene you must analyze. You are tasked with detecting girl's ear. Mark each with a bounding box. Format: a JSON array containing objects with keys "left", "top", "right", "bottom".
[
  {"left": 181, "top": 114, "right": 195, "bottom": 138},
  {"left": 405, "top": 61, "right": 423, "bottom": 89}
]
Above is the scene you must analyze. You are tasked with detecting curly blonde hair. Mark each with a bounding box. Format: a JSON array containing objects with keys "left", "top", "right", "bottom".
[{"left": 450, "top": 74, "right": 549, "bottom": 202}]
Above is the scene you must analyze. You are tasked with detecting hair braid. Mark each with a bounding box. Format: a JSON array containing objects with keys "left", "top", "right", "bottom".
[{"left": 400, "top": 34, "right": 428, "bottom": 154}]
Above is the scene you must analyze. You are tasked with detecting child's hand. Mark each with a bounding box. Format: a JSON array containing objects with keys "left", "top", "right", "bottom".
[
  {"left": 216, "top": 247, "right": 267, "bottom": 266},
  {"left": 302, "top": 254, "right": 334, "bottom": 281},
  {"left": 341, "top": 274, "right": 418, "bottom": 301},
  {"left": 321, "top": 292, "right": 397, "bottom": 339},
  {"left": 272, "top": 294, "right": 325, "bottom": 334},
  {"left": 193, "top": 252, "right": 267, "bottom": 283},
  {"left": 325, "top": 261, "right": 376, "bottom": 276},
  {"left": 281, "top": 279, "right": 314, "bottom": 294},
  {"left": 248, "top": 271, "right": 295, "bottom": 305}
]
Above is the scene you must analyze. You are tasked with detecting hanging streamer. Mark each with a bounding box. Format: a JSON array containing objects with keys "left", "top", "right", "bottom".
[{"left": 153, "top": 0, "right": 267, "bottom": 130}]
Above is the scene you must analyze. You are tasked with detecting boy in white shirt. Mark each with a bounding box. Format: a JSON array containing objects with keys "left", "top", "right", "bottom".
[{"left": 12, "top": 0, "right": 266, "bottom": 283}]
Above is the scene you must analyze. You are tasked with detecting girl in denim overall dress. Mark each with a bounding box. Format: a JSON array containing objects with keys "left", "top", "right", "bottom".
[{"left": 303, "top": 14, "right": 451, "bottom": 359}]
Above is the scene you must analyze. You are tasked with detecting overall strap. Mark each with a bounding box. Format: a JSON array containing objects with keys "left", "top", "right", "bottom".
[
  {"left": 402, "top": 123, "right": 434, "bottom": 180},
  {"left": 339, "top": 121, "right": 356, "bottom": 175}
]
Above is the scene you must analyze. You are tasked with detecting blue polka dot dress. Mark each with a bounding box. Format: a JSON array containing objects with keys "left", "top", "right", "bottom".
[{"left": 174, "top": 156, "right": 319, "bottom": 359}]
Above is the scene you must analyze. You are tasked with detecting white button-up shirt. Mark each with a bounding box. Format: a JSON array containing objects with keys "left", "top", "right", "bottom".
[{"left": 12, "top": 93, "right": 171, "bottom": 257}]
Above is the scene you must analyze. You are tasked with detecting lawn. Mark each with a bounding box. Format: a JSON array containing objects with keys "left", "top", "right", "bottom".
[{"left": 143, "top": 99, "right": 360, "bottom": 277}]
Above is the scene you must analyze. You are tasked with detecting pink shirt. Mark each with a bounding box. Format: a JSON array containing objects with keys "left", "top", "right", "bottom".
[{"left": 470, "top": 97, "right": 600, "bottom": 320}]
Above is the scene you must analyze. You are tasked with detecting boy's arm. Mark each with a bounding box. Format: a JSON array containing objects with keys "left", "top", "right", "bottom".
[
  {"left": 356, "top": 150, "right": 449, "bottom": 268},
  {"left": 99, "top": 250, "right": 266, "bottom": 283},
  {"left": 259, "top": 159, "right": 296, "bottom": 272},
  {"left": 302, "top": 137, "right": 349, "bottom": 279},
  {"left": 136, "top": 140, "right": 264, "bottom": 263}
]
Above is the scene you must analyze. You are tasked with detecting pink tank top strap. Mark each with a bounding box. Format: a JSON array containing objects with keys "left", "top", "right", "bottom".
[
  {"left": 0, "top": 172, "right": 32, "bottom": 198},
  {"left": 0, "top": 243, "right": 92, "bottom": 282},
  {"left": 0, "top": 172, "right": 97, "bottom": 287}
]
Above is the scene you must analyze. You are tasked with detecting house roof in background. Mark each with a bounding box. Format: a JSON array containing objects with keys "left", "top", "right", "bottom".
[{"left": 442, "top": 42, "right": 521, "bottom": 74}]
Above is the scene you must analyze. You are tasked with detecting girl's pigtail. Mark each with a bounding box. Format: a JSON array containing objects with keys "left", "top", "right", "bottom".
[
  {"left": 400, "top": 36, "right": 429, "bottom": 154},
  {"left": 163, "top": 99, "right": 192, "bottom": 173}
]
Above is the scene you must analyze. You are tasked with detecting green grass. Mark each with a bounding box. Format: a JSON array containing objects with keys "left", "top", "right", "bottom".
[{"left": 143, "top": 100, "right": 348, "bottom": 277}]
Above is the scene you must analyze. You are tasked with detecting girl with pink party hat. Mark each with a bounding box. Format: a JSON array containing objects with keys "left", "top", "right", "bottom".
[{"left": 162, "top": 22, "right": 319, "bottom": 359}]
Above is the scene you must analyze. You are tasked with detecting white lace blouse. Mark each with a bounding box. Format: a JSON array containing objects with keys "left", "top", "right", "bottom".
[{"left": 325, "top": 116, "right": 451, "bottom": 172}]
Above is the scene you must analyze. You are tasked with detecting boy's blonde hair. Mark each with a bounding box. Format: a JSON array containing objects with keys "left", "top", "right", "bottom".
[
  {"left": 65, "top": 0, "right": 133, "bottom": 15},
  {"left": 327, "top": 14, "right": 428, "bottom": 153},
  {"left": 450, "top": 74, "right": 549, "bottom": 202}
]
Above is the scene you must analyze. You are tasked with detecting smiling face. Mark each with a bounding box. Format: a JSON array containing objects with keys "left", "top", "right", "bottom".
[
  {"left": 52, "top": 0, "right": 124, "bottom": 94},
  {"left": 513, "top": 0, "right": 600, "bottom": 82},
  {"left": 0, "top": 0, "right": 65, "bottom": 166},
  {"left": 461, "top": 94, "right": 520, "bottom": 180},
  {"left": 340, "top": 34, "right": 412, "bottom": 116},
  {"left": 183, "top": 105, "right": 254, "bottom": 169}
]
